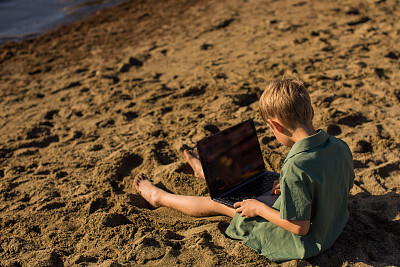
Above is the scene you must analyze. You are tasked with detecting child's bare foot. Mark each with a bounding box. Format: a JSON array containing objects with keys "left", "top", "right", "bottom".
[
  {"left": 134, "top": 174, "right": 163, "bottom": 208},
  {"left": 184, "top": 150, "right": 205, "bottom": 178}
]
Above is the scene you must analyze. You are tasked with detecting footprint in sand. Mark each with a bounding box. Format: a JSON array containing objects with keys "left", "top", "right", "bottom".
[
  {"left": 122, "top": 111, "right": 138, "bottom": 121},
  {"left": 182, "top": 84, "right": 207, "bottom": 97},
  {"left": 204, "top": 124, "right": 220, "bottom": 134},
  {"left": 94, "top": 151, "right": 144, "bottom": 192},
  {"left": 353, "top": 140, "right": 372, "bottom": 153},
  {"left": 232, "top": 93, "right": 259, "bottom": 107},
  {"left": 327, "top": 124, "right": 342, "bottom": 136},
  {"left": 335, "top": 112, "right": 368, "bottom": 127},
  {"left": 87, "top": 197, "right": 107, "bottom": 214},
  {"left": 101, "top": 213, "right": 132, "bottom": 227},
  {"left": 153, "top": 141, "right": 177, "bottom": 165}
]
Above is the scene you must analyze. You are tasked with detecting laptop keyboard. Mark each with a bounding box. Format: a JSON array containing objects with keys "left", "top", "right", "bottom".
[{"left": 221, "top": 172, "right": 279, "bottom": 204}]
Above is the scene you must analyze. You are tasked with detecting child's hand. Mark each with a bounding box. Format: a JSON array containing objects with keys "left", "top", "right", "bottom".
[
  {"left": 234, "top": 199, "right": 262, "bottom": 218},
  {"left": 271, "top": 179, "right": 281, "bottom": 195}
]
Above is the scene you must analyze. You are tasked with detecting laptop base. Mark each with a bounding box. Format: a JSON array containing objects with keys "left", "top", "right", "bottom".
[{"left": 214, "top": 190, "right": 279, "bottom": 208}]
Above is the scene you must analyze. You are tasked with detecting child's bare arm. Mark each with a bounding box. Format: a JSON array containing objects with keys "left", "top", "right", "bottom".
[{"left": 234, "top": 200, "right": 310, "bottom": 235}]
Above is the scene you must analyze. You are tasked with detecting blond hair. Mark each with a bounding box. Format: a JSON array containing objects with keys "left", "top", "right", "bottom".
[{"left": 259, "top": 77, "right": 313, "bottom": 130}]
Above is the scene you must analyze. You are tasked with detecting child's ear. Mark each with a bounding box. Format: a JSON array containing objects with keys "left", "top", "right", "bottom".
[{"left": 267, "top": 119, "right": 284, "bottom": 133}]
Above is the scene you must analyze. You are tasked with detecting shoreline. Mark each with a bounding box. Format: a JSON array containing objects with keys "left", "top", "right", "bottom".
[
  {"left": 0, "top": 0, "right": 127, "bottom": 45},
  {"left": 1, "top": 0, "right": 399, "bottom": 266}
]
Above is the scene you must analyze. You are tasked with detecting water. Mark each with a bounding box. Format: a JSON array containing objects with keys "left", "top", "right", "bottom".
[{"left": 0, "top": 0, "right": 125, "bottom": 44}]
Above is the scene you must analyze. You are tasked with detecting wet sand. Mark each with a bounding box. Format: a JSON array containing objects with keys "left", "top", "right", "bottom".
[{"left": 0, "top": 0, "right": 399, "bottom": 266}]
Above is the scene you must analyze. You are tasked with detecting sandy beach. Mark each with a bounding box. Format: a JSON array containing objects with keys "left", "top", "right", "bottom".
[{"left": 0, "top": 0, "right": 399, "bottom": 266}]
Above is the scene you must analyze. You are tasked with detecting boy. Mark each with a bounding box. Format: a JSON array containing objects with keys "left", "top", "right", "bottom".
[{"left": 134, "top": 77, "right": 355, "bottom": 261}]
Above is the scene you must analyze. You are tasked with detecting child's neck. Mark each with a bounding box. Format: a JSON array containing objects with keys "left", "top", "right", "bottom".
[{"left": 291, "top": 123, "right": 317, "bottom": 144}]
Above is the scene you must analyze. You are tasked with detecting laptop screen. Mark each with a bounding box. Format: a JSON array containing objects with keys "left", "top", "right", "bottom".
[{"left": 197, "top": 119, "right": 266, "bottom": 197}]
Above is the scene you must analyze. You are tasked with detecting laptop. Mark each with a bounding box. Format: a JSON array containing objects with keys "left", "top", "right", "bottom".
[{"left": 196, "top": 119, "right": 280, "bottom": 207}]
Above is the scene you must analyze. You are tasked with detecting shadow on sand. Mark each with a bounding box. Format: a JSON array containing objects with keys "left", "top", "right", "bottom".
[{"left": 309, "top": 191, "right": 400, "bottom": 266}]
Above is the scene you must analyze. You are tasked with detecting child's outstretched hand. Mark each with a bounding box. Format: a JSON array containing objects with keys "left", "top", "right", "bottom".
[
  {"left": 234, "top": 199, "right": 262, "bottom": 218},
  {"left": 271, "top": 179, "right": 281, "bottom": 195}
]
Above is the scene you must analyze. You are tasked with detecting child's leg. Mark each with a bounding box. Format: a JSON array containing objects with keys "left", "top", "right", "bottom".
[{"left": 134, "top": 174, "right": 235, "bottom": 218}]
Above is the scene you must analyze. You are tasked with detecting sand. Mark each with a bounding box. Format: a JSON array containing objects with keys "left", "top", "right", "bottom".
[{"left": 0, "top": 0, "right": 399, "bottom": 266}]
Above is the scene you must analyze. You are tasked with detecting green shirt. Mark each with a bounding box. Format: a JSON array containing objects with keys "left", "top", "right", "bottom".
[{"left": 225, "top": 130, "right": 355, "bottom": 261}]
